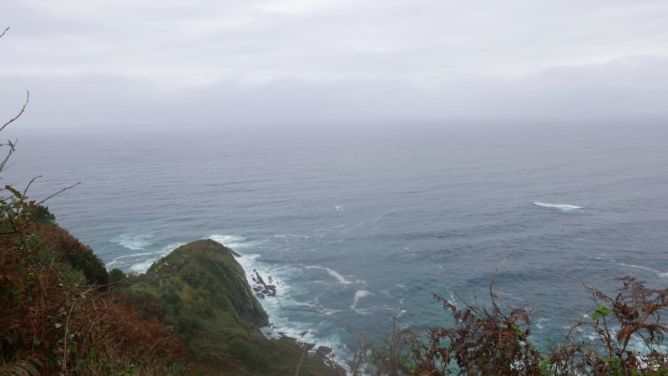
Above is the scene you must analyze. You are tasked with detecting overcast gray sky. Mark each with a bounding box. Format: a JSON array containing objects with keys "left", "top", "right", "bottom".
[{"left": 1, "top": 0, "right": 668, "bottom": 129}]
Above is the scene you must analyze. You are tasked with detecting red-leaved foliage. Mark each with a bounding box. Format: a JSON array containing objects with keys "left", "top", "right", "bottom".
[{"left": 1, "top": 216, "right": 187, "bottom": 375}]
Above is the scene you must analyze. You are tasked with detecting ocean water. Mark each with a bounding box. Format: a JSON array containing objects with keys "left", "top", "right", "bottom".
[{"left": 7, "top": 122, "right": 668, "bottom": 361}]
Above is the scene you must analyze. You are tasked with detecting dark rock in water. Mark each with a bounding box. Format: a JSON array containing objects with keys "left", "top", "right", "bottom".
[
  {"left": 316, "top": 346, "right": 333, "bottom": 358},
  {"left": 251, "top": 270, "right": 278, "bottom": 298},
  {"left": 299, "top": 330, "right": 308, "bottom": 337},
  {"left": 265, "top": 284, "right": 277, "bottom": 296},
  {"left": 229, "top": 248, "right": 241, "bottom": 257}
]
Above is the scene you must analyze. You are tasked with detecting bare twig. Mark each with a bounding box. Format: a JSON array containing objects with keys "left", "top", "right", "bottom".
[
  {"left": 23, "top": 175, "right": 42, "bottom": 197},
  {"left": 0, "top": 91, "right": 30, "bottom": 133},
  {"left": 489, "top": 252, "right": 515, "bottom": 313},
  {"left": 0, "top": 139, "right": 17, "bottom": 172},
  {"left": 37, "top": 182, "right": 82, "bottom": 205},
  {"left": 0, "top": 27, "right": 8, "bottom": 39}
]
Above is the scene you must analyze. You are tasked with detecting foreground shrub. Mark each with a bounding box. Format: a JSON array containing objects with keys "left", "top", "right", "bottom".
[
  {"left": 351, "top": 277, "right": 668, "bottom": 375},
  {"left": 0, "top": 30, "right": 187, "bottom": 373}
]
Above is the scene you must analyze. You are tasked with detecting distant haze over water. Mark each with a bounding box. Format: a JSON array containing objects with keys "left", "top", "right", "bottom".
[{"left": 7, "top": 122, "right": 668, "bottom": 358}]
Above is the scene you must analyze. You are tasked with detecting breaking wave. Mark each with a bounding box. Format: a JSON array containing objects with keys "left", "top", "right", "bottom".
[
  {"left": 110, "top": 233, "right": 154, "bottom": 251},
  {"left": 305, "top": 265, "right": 355, "bottom": 285},
  {"left": 208, "top": 234, "right": 254, "bottom": 249},
  {"left": 619, "top": 263, "right": 668, "bottom": 279},
  {"left": 351, "top": 290, "right": 372, "bottom": 314},
  {"left": 106, "top": 233, "right": 183, "bottom": 273},
  {"left": 533, "top": 202, "right": 583, "bottom": 211},
  {"left": 128, "top": 242, "right": 185, "bottom": 273}
]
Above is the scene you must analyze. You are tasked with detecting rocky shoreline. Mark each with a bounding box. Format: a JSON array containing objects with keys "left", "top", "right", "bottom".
[
  {"left": 243, "top": 261, "right": 339, "bottom": 367},
  {"left": 250, "top": 268, "right": 277, "bottom": 298}
]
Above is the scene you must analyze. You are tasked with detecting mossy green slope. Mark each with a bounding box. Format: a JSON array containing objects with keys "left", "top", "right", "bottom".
[
  {"left": 137, "top": 239, "right": 268, "bottom": 331},
  {"left": 128, "top": 239, "right": 342, "bottom": 376}
]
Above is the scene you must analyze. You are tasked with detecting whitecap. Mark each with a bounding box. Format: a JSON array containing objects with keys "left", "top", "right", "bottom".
[
  {"left": 106, "top": 251, "right": 155, "bottom": 268},
  {"left": 535, "top": 318, "right": 551, "bottom": 330},
  {"left": 127, "top": 242, "right": 185, "bottom": 273},
  {"left": 110, "top": 233, "right": 154, "bottom": 251},
  {"left": 619, "top": 263, "right": 668, "bottom": 279},
  {"left": 273, "top": 233, "right": 310, "bottom": 240},
  {"left": 533, "top": 202, "right": 583, "bottom": 211},
  {"left": 351, "top": 290, "right": 372, "bottom": 314},
  {"left": 306, "top": 266, "right": 354, "bottom": 285},
  {"left": 334, "top": 205, "right": 344, "bottom": 212},
  {"left": 208, "top": 234, "right": 249, "bottom": 249},
  {"left": 129, "top": 258, "right": 156, "bottom": 274},
  {"left": 321, "top": 308, "right": 342, "bottom": 316}
]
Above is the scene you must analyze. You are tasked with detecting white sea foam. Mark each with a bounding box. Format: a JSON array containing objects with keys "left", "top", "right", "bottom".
[
  {"left": 536, "top": 317, "right": 551, "bottom": 330},
  {"left": 320, "top": 307, "right": 342, "bottom": 316},
  {"left": 334, "top": 205, "right": 344, "bottom": 212},
  {"left": 129, "top": 259, "right": 156, "bottom": 273},
  {"left": 110, "top": 233, "right": 154, "bottom": 251},
  {"left": 351, "top": 290, "right": 372, "bottom": 314},
  {"left": 619, "top": 263, "right": 668, "bottom": 278},
  {"left": 583, "top": 327, "right": 668, "bottom": 354},
  {"left": 106, "top": 251, "right": 155, "bottom": 268},
  {"left": 273, "top": 233, "right": 310, "bottom": 240},
  {"left": 533, "top": 202, "right": 583, "bottom": 211},
  {"left": 127, "top": 242, "right": 185, "bottom": 273},
  {"left": 306, "top": 266, "right": 354, "bottom": 285},
  {"left": 208, "top": 234, "right": 250, "bottom": 249}
]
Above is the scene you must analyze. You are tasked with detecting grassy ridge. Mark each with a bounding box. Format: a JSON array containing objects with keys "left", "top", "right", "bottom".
[{"left": 121, "top": 239, "right": 343, "bottom": 376}]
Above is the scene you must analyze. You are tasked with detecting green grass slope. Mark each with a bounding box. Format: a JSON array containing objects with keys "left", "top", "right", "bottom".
[{"left": 127, "top": 239, "right": 343, "bottom": 376}]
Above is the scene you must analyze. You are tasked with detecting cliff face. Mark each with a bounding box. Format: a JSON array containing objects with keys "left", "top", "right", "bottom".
[{"left": 126, "top": 239, "right": 342, "bottom": 376}]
